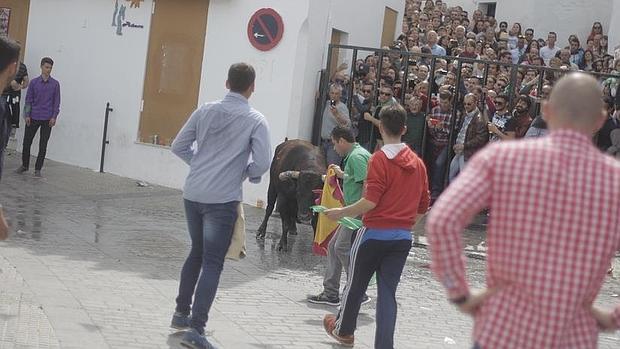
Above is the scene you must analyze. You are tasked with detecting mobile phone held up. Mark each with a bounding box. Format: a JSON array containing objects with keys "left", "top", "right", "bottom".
[{"left": 330, "top": 99, "right": 337, "bottom": 107}]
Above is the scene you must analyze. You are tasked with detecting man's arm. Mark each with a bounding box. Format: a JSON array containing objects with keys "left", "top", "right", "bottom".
[
  {"left": 21, "top": 75, "right": 29, "bottom": 89},
  {"left": 171, "top": 108, "right": 201, "bottom": 165},
  {"left": 245, "top": 118, "right": 272, "bottom": 182},
  {"left": 0, "top": 205, "right": 8, "bottom": 241},
  {"left": 427, "top": 146, "right": 493, "bottom": 300},
  {"left": 488, "top": 123, "right": 516, "bottom": 140},
  {"left": 464, "top": 117, "right": 489, "bottom": 151},
  {"left": 325, "top": 155, "right": 383, "bottom": 220},
  {"left": 9, "top": 80, "right": 20, "bottom": 91},
  {"left": 24, "top": 80, "right": 34, "bottom": 118},
  {"left": 52, "top": 81, "right": 61, "bottom": 119},
  {"left": 590, "top": 305, "right": 620, "bottom": 331},
  {"left": 364, "top": 112, "right": 381, "bottom": 127},
  {"left": 325, "top": 198, "right": 377, "bottom": 221},
  {"left": 418, "top": 162, "right": 430, "bottom": 214},
  {"left": 332, "top": 104, "right": 351, "bottom": 127}
]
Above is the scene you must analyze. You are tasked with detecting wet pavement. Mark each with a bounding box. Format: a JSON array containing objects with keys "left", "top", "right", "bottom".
[{"left": 0, "top": 151, "right": 618, "bottom": 348}]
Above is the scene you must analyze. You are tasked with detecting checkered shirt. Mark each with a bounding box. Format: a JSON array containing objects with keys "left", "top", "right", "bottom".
[
  {"left": 427, "top": 130, "right": 620, "bottom": 348},
  {"left": 427, "top": 106, "right": 453, "bottom": 146}
]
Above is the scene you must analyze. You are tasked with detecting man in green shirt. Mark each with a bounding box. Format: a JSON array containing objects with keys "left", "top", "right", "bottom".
[{"left": 308, "top": 126, "right": 371, "bottom": 306}]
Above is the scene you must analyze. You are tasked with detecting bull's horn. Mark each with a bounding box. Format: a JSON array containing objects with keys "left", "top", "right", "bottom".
[
  {"left": 278, "top": 170, "right": 300, "bottom": 180},
  {"left": 321, "top": 174, "right": 326, "bottom": 182}
]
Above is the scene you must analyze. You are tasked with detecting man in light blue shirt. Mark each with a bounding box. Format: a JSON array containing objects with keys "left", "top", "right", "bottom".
[
  {"left": 427, "top": 30, "right": 446, "bottom": 57},
  {"left": 170, "top": 63, "right": 271, "bottom": 349}
]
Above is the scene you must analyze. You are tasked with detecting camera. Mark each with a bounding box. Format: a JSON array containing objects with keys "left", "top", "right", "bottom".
[
  {"left": 355, "top": 63, "right": 369, "bottom": 78},
  {"left": 330, "top": 99, "right": 337, "bottom": 107}
]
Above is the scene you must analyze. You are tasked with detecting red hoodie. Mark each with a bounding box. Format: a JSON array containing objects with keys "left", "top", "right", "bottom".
[{"left": 363, "top": 145, "right": 430, "bottom": 229}]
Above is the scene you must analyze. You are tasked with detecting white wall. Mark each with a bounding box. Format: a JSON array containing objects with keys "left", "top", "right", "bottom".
[
  {"left": 21, "top": 0, "right": 156, "bottom": 177},
  {"left": 447, "top": 0, "right": 613, "bottom": 48},
  {"left": 608, "top": 1, "right": 620, "bottom": 55},
  {"left": 198, "top": 0, "right": 313, "bottom": 206},
  {"left": 20, "top": 0, "right": 406, "bottom": 207}
]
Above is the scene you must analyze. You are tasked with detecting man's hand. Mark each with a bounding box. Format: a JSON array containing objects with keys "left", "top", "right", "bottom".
[
  {"left": 363, "top": 112, "right": 374, "bottom": 122},
  {"left": 49, "top": 118, "right": 57, "bottom": 127},
  {"left": 324, "top": 207, "right": 346, "bottom": 221},
  {"left": 25, "top": 117, "right": 31, "bottom": 126},
  {"left": 10, "top": 80, "right": 20, "bottom": 91},
  {"left": 455, "top": 289, "right": 496, "bottom": 316},
  {"left": 453, "top": 144, "right": 464, "bottom": 154},
  {"left": 0, "top": 207, "right": 8, "bottom": 241},
  {"left": 590, "top": 306, "right": 618, "bottom": 332},
  {"left": 328, "top": 164, "right": 345, "bottom": 179},
  {"left": 487, "top": 123, "right": 499, "bottom": 135}
]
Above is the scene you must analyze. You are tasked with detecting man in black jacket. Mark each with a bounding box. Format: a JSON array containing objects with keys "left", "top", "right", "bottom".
[
  {"left": 0, "top": 36, "right": 21, "bottom": 240},
  {"left": 596, "top": 96, "right": 620, "bottom": 151}
]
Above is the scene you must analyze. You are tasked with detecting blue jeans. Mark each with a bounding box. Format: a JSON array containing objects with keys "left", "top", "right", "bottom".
[
  {"left": 175, "top": 199, "right": 238, "bottom": 333},
  {"left": 448, "top": 153, "right": 466, "bottom": 183},
  {"left": 428, "top": 145, "right": 448, "bottom": 200}
]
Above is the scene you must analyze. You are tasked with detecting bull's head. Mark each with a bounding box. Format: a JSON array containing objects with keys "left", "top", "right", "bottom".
[{"left": 279, "top": 170, "right": 324, "bottom": 223}]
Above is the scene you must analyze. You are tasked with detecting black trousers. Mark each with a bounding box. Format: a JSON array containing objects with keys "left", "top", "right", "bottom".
[
  {"left": 22, "top": 119, "right": 52, "bottom": 171},
  {"left": 336, "top": 228, "right": 411, "bottom": 348},
  {"left": 3, "top": 94, "right": 20, "bottom": 128}
]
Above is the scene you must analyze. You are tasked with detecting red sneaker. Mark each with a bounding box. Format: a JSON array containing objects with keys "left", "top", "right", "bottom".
[{"left": 323, "top": 314, "right": 354, "bottom": 347}]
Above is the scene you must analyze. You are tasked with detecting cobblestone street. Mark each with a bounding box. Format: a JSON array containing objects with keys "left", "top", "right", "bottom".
[{"left": 0, "top": 152, "right": 619, "bottom": 349}]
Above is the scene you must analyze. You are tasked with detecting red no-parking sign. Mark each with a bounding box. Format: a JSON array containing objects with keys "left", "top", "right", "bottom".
[{"left": 247, "top": 8, "right": 284, "bottom": 51}]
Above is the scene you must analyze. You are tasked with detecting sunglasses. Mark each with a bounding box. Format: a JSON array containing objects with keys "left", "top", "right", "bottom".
[{"left": 380, "top": 92, "right": 393, "bottom": 96}]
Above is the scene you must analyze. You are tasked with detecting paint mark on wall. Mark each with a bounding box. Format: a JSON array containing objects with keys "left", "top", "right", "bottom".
[{"left": 111, "top": 0, "right": 144, "bottom": 36}]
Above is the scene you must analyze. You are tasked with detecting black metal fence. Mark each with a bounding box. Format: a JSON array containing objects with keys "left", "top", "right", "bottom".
[{"left": 312, "top": 43, "right": 620, "bottom": 187}]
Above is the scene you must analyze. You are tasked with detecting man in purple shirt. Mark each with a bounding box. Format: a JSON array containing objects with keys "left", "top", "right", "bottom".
[{"left": 16, "top": 57, "right": 60, "bottom": 177}]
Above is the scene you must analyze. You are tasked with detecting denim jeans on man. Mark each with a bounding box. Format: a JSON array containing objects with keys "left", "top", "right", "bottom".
[
  {"left": 175, "top": 200, "right": 238, "bottom": 333},
  {"left": 171, "top": 91, "right": 271, "bottom": 338},
  {"left": 426, "top": 143, "right": 448, "bottom": 200}
]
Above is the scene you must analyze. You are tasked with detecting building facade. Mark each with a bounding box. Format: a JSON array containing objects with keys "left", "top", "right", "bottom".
[{"left": 1, "top": 0, "right": 404, "bottom": 206}]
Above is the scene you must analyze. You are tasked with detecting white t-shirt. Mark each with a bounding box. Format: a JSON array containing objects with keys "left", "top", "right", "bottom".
[{"left": 540, "top": 45, "right": 560, "bottom": 65}]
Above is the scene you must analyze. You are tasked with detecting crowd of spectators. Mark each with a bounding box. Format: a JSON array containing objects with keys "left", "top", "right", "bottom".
[{"left": 320, "top": 0, "right": 620, "bottom": 202}]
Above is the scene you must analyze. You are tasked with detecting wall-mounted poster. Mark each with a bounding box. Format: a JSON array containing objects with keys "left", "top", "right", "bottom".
[{"left": 0, "top": 8, "right": 10, "bottom": 36}]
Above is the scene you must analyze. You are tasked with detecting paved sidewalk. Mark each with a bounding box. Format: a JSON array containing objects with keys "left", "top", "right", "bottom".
[{"left": 0, "top": 152, "right": 618, "bottom": 348}]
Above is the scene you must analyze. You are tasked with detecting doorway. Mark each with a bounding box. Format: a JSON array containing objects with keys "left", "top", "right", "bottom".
[
  {"left": 138, "top": 0, "right": 209, "bottom": 146},
  {"left": 0, "top": 0, "right": 30, "bottom": 60},
  {"left": 381, "top": 6, "right": 398, "bottom": 47}
]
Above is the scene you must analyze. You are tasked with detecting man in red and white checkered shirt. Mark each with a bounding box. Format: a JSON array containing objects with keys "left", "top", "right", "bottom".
[{"left": 427, "top": 73, "right": 620, "bottom": 349}]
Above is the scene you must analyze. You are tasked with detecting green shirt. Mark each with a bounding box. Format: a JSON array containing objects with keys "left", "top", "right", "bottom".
[{"left": 343, "top": 143, "right": 371, "bottom": 205}]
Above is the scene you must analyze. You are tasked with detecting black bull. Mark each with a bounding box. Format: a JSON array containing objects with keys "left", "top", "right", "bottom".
[{"left": 256, "top": 140, "right": 327, "bottom": 251}]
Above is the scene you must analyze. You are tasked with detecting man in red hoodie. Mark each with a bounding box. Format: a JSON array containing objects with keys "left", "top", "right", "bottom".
[{"left": 323, "top": 104, "right": 430, "bottom": 348}]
